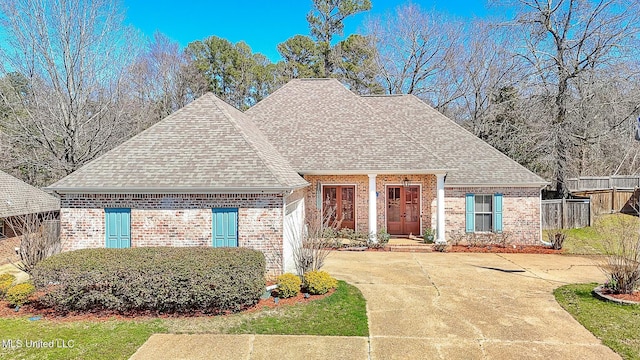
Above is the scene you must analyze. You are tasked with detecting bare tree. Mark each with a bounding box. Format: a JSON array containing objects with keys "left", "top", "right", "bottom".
[
  {"left": 6, "top": 211, "right": 60, "bottom": 275},
  {"left": 0, "top": 0, "right": 141, "bottom": 185},
  {"left": 366, "top": 3, "right": 465, "bottom": 111},
  {"left": 507, "top": 0, "right": 640, "bottom": 197},
  {"left": 125, "top": 32, "right": 208, "bottom": 131}
]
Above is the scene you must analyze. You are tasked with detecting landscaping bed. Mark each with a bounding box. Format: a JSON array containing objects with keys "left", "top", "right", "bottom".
[{"left": 448, "top": 245, "right": 562, "bottom": 254}]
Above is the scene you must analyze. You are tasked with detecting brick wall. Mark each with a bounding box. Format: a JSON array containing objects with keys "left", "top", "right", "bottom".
[
  {"left": 0, "top": 236, "right": 20, "bottom": 265},
  {"left": 302, "top": 174, "right": 437, "bottom": 235},
  {"left": 59, "top": 193, "right": 285, "bottom": 274},
  {"left": 301, "top": 175, "right": 541, "bottom": 244},
  {"left": 445, "top": 187, "right": 542, "bottom": 244}
]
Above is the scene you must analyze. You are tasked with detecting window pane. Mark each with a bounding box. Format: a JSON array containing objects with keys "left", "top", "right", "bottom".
[
  {"left": 475, "top": 195, "right": 492, "bottom": 213},
  {"left": 475, "top": 214, "right": 493, "bottom": 232}
]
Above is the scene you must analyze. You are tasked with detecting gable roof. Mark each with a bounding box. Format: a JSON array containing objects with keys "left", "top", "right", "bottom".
[
  {"left": 247, "top": 78, "right": 546, "bottom": 186},
  {"left": 361, "top": 94, "right": 546, "bottom": 186},
  {"left": 48, "top": 93, "right": 308, "bottom": 193},
  {"left": 0, "top": 171, "right": 60, "bottom": 218},
  {"left": 245, "top": 78, "right": 451, "bottom": 174}
]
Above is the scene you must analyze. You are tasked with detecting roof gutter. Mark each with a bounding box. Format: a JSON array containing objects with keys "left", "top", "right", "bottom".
[
  {"left": 45, "top": 184, "right": 309, "bottom": 195},
  {"left": 446, "top": 182, "right": 550, "bottom": 188},
  {"left": 299, "top": 169, "right": 454, "bottom": 176}
]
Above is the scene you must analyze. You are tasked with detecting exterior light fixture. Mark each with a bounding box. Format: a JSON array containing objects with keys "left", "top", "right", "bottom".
[{"left": 402, "top": 177, "right": 411, "bottom": 188}]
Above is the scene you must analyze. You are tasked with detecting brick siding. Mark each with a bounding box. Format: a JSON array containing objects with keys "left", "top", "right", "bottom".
[
  {"left": 445, "top": 187, "right": 542, "bottom": 244},
  {"left": 59, "top": 193, "right": 285, "bottom": 275},
  {"left": 302, "top": 175, "right": 541, "bottom": 244},
  {"left": 0, "top": 236, "right": 20, "bottom": 265}
]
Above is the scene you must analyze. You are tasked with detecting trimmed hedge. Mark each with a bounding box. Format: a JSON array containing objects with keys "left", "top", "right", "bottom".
[
  {"left": 0, "top": 274, "right": 16, "bottom": 298},
  {"left": 304, "top": 271, "right": 338, "bottom": 295},
  {"left": 6, "top": 283, "right": 35, "bottom": 307},
  {"left": 32, "top": 247, "right": 266, "bottom": 314},
  {"left": 276, "top": 273, "right": 301, "bottom": 298}
]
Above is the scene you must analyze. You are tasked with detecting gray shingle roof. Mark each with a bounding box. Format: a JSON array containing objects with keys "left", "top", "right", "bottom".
[
  {"left": 246, "top": 79, "right": 451, "bottom": 173},
  {"left": 247, "top": 78, "right": 546, "bottom": 186},
  {"left": 361, "top": 94, "right": 546, "bottom": 186},
  {"left": 0, "top": 171, "right": 60, "bottom": 218},
  {"left": 48, "top": 93, "right": 308, "bottom": 193}
]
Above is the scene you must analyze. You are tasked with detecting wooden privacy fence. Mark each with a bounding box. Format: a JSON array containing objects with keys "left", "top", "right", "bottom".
[
  {"left": 567, "top": 176, "right": 640, "bottom": 191},
  {"left": 541, "top": 198, "right": 591, "bottom": 230}
]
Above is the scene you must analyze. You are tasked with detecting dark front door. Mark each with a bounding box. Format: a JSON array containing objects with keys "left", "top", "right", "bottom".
[
  {"left": 322, "top": 186, "right": 355, "bottom": 230},
  {"left": 387, "top": 186, "right": 420, "bottom": 235}
]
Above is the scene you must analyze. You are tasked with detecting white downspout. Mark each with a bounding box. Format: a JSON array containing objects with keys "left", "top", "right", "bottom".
[{"left": 436, "top": 174, "right": 446, "bottom": 244}]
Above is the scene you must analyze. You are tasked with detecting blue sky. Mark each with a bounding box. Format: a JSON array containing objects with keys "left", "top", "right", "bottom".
[{"left": 124, "top": 0, "right": 495, "bottom": 62}]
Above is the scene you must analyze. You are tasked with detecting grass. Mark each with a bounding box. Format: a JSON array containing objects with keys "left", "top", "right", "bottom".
[
  {"left": 226, "top": 281, "right": 368, "bottom": 336},
  {"left": 554, "top": 283, "right": 640, "bottom": 360},
  {"left": 546, "top": 213, "right": 640, "bottom": 255},
  {"left": 0, "top": 280, "right": 368, "bottom": 359}
]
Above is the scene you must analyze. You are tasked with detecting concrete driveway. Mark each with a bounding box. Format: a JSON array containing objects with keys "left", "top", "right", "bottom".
[
  {"left": 131, "top": 252, "right": 619, "bottom": 359},
  {"left": 323, "top": 252, "right": 619, "bottom": 360}
]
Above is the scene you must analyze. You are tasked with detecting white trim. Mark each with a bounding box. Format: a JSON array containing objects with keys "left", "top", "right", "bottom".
[
  {"left": 436, "top": 174, "right": 446, "bottom": 244},
  {"left": 48, "top": 186, "right": 308, "bottom": 195},
  {"left": 384, "top": 183, "right": 423, "bottom": 236},
  {"left": 368, "top": 174, "right": 377, "bottom": 241},
  {"left": 446, "top": 183, "right": 548, "bottom": 188},
  {"left": 539, "top": 187, "right": 544, "bottom": 244},
  {"left": 301, "top": 169, "right": 452, "bottom": 176},
  {"left": 320, "top": 183, "right": 358, "bottom": 231}
]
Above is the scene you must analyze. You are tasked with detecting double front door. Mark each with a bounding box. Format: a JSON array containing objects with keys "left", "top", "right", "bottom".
[
  {"left": 387, "top": 186, "right": 420, "bottom": 235},
  {"left": 322, "top": 185, "right": 355, "bottom": 230}
]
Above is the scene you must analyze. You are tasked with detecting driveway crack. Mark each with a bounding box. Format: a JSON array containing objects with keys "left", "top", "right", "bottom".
[{"left": 411, "top": 253, "right": 440, "bottom": 297}]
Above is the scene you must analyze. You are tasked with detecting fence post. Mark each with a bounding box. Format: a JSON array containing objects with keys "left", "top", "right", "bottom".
[
  {"left": 561, "top": 197, "right": 567, "bottom": 229},
  {"left": 612, "top": 187, "right": 616, "bottom": 213}
]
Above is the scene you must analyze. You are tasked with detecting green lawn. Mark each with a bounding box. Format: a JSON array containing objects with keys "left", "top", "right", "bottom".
[
  {"left": 0, "top": 281, "right": 367, "bottom": 360},
  {"left": 554, "top": 283, "right": 640, "bottom": 360},
  {"left": 547, "top": 213, "right": 640, "bottom": 255}
]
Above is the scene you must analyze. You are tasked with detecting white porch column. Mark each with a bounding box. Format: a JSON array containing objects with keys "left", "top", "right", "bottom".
[
  {"left": 368, "top": 174, "right": 377, "bottom": 242},
  {"left": 436, "top": 174, "right": 446, "bottom": 244}
]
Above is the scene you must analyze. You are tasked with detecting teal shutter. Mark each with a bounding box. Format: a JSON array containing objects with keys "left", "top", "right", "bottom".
[
  {"left": 465, "top": 194, "right": 474, "bottom": 233},
  {"left": 212, "top": 208, "right": 238, "bottom": 247},
  {"left": 105, "top": 208, "right": 131, "bottom": 248},
  {"left": 494, "top": 193, "right": 503, "bottom": 233}
]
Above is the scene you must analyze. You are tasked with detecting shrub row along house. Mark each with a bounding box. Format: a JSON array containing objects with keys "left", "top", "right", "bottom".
[
  {"left": 0, "top": 171, "right": 60, "bottom": 265},
  {"left": 47, "top": 79, "right": 547, "bottom": 275}
]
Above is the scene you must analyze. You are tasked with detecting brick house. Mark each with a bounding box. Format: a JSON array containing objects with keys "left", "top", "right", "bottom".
[
  {"left": 47, "top": 94, "right": 308, "bottom": 275},
  {"left": 49, "top": 79, "right": 547, "bottom": 276},
  {"left": 0, "top": 171, "right": 60, "bottom": 265},
  {"left": 246, "top": 79, "right": 547, "bottom": 244}
]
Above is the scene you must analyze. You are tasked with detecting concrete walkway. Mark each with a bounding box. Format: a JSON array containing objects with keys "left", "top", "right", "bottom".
[{"left": 130, "top": 253, "right": 620, "bottom": 360}]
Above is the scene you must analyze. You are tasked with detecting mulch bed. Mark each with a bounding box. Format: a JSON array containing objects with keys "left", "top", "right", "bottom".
[
  {"left": 448, "top": 245, "right": 562, "bottom": 254},
  {"left": 0, "top": 289, "right": 334, "bottom": 322},
  {"left": 596, "top": 287, "right": 640, "bottom": 303}
]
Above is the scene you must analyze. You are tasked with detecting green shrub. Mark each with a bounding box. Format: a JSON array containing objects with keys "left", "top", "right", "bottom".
[
  {"left": 32, "top": 247, "right": 266, "bottom": 314},
  {"left": 6, "top": 283, "right": 35, "bottom": 307},
  {"left": 304, "top": 270, "right": 338, "bottom": 295},
  {"left": 0, "top": 273, "right": 16, "bottom": 298},
  {"left": 276, "top": 273, "right": 301, "bottom": 298}
]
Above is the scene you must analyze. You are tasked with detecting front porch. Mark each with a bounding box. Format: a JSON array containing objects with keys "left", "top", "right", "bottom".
[{"left": 302, "top": 173, "right": 447, "bottom": 243}]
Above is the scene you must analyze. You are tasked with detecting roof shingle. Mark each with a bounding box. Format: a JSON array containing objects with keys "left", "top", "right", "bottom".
[
  {"left": 247, "top": 79, "right": 546, "bottom": 186},
  {"left": 246, "top": 79, "right": 451, "bottom": 174},
  {"left": 0, "top": 171, "right": 60, "bottom": 218},
  {"left": 48, "top": 93, "right": 308, "bottom": 193}
]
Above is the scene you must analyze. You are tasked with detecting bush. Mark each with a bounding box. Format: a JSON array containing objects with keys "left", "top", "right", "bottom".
[
  {"left": 32, "top": 247, "right": 266, "bottom": 314},
  {"left": 303, "top": 270, "right": 337, "bottom": 295},
  {"left": 276, "top": 273, "right": 301, "bottom": 298},
  {"left": 596, "top": 215, "right": 640, "bottom": 294},
  {"left": 6, "top": 283, "right": 35, "bottom": 307},
  {"left": 547, "top": 230, "right": 566, "bottom": 250},
  {"left": 0, "top": 274, "right": 16, "bottom": 298}
]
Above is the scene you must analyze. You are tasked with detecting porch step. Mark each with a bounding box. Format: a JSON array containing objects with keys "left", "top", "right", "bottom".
[{"left": 386, "top": 244, "right": 433, "bottom": 253}]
